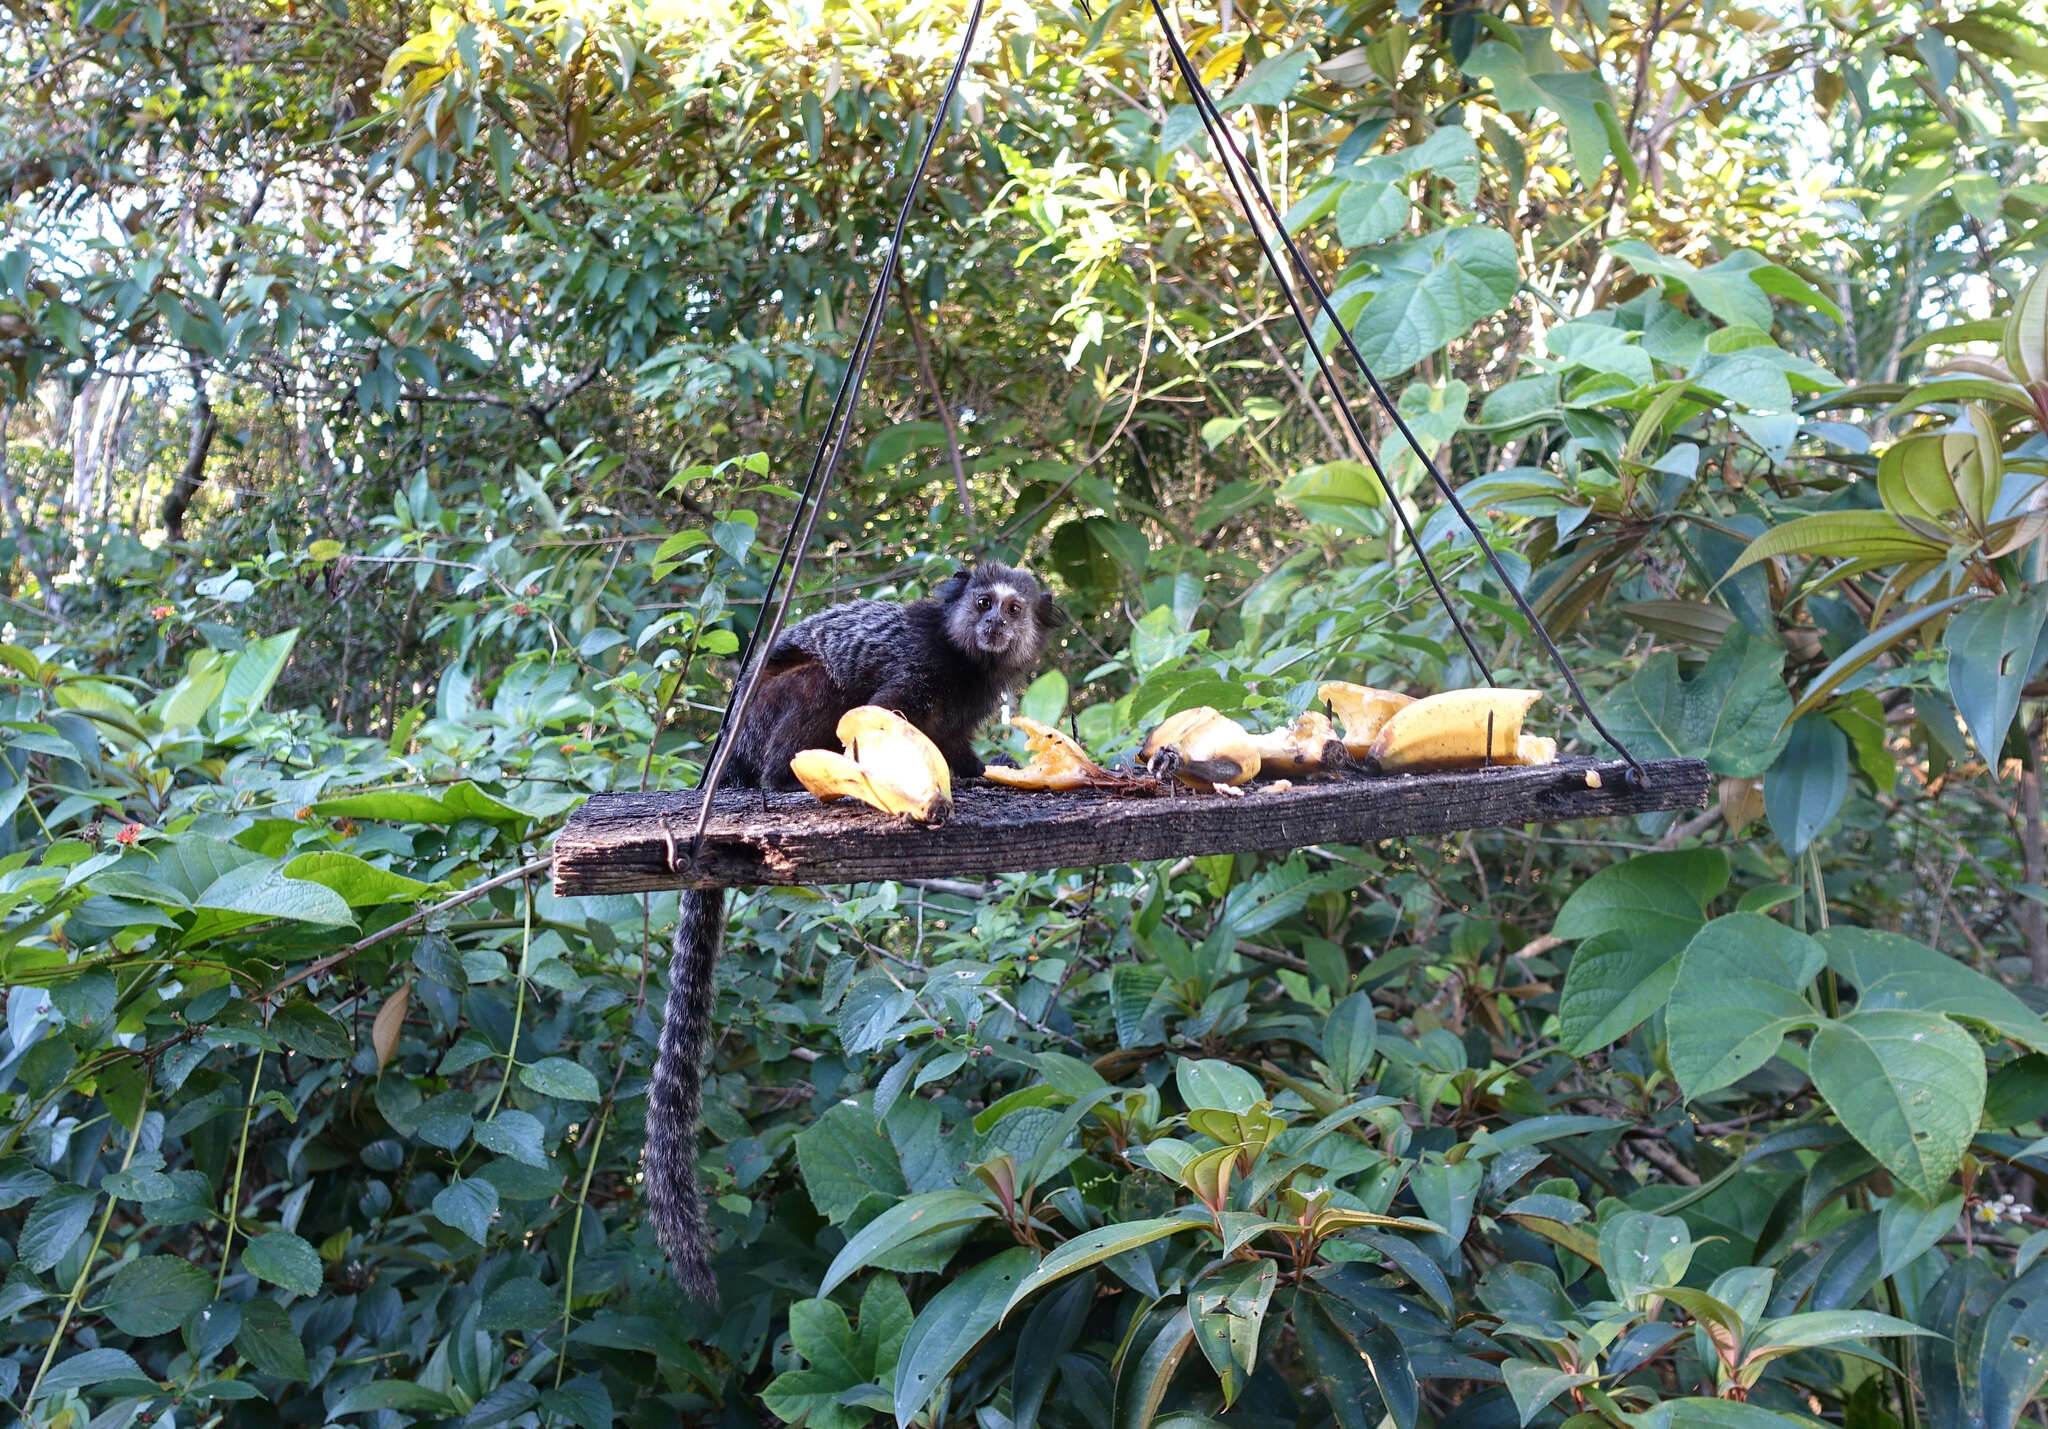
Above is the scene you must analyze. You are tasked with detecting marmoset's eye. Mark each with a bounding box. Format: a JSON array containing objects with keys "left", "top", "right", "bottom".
[{"left": 977, "top": 595, "right": 993, "bottom": 611}]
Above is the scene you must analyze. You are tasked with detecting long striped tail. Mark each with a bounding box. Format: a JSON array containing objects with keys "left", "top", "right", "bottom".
[{"left": 644, "top": 885, "right": 725, "bottom": 1302}]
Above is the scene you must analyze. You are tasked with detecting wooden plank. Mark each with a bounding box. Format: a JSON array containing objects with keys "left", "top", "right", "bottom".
[{"left": 551, "top": 756, "right": 1711, "bottom": 895}]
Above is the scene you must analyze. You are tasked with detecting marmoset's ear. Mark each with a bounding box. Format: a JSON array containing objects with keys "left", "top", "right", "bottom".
[{"left": 1035, "top": 589, "right": 1061, "bottom": 627}]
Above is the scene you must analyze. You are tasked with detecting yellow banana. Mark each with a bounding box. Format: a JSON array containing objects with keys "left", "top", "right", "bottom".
[
  {"left": 1141, "top": 707, "right": 1261, "bottom": 792},
  {"left": 983, "top": 716, "right": 1121, "bottom": 790},
  {"left": 1367, "top": 688, "right": 1545, "bottom": 773},
  {"left": 789, "top": 706, "right": 952, "bottom": 822},
  {"left": 1317, "top": 681, "right": 1416, "bottom": 757}
]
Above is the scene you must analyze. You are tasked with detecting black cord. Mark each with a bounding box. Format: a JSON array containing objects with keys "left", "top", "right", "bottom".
[
  {"left": 685, "top": 0, "right": 990, "bottom": 851},
  {"left": 1148, "top": 0, "right": 1647, "bottom": 781},
  {"left": 1146, "top": 3, "right": 1492, "bottom": 685}
]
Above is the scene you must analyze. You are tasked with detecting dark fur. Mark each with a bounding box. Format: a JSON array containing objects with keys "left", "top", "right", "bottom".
[
  {"left": 645, "top": 563, "right": 1052, "bottom": 1300},
  {"left": 725, "top": 563, "right": 1055, "bottom": 787}
]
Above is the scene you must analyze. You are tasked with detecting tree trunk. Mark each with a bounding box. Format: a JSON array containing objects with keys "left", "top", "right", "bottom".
[
  {"left": 162, "top": 375, "right": 217, "bottom": 543},
  {"left": 2022, "top": 716, "right": 2048, "bottom": 985}
]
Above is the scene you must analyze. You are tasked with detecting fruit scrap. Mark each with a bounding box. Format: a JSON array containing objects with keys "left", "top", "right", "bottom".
[
  {"left": 1366, "top": 688, "right": 1554, "bottom": 773},
  {"left": 1249, "top": 710, "right": 1350, "bottom": 776},
  {"left": 983, "top": 716, "right": 1128, "bottom": 791},
  {"left": 789, "top": 706, "right": 952, "bottom": 822},
  {"left": 1317, "top": 681, "right": 1416, "bottom": 757},
  {"left": 1140, "top": 707, "right": 1260, "bottom": 794}
]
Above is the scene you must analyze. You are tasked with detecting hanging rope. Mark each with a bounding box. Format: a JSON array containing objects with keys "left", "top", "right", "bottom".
[
  {"left": 683, "top": 0, "right": 989, "bottom": 854},
  {"left": 1146, "top": 0, "right": 1645, "bottom": 781}
]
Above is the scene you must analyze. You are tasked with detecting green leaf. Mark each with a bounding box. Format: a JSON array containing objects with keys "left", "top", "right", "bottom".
[
  {"left": 1666, "top": 915, "right": 1823, "bottom": 1100},
  {"left": 1591, "top": 627, "right": 1792, "bottom": 776},
  {"left": 479, "top": 1276, "right": 554, "bottom": 1332},
  {"left": 1877, "top": 1188, "right": 1964, "bottom": 1277},
  {"left": 1808, "top": 1009, "right": 1984, "bottom": 1201},
  {"left": 1321, "top": 992, "right": 1379, "bottom": 1089},
  {"left": 272, "top": 1000, "right": 352, "bottom": 1060},
  {"left": 105, "top": 1255, "right": 212, "bottom": 1337},
  {"left": 1558, "top": 930, "right": 1685, "bottom": 1055},
  {"left": 1115, "top": 1305, "right": 1197, "bottom": 1429},
  {"left": 1920, "top": 1258, "right": 2048, "bottom": 1429},
  {"left": 795, "top": 1101, "right": 910, "bottom": 1224},
  {"left": 1598, "top": 1210, "right": 1694, "bottom": 1306},
  {"left": 1502, "top": 1359, "right": 1594, "bottom": 1426},
  {"left": 2004, "top": 262, "right": 2048, "bottom": 388},
  {"left": 895, "top": 1247, "right": 1036, "bottom": 1427},
  {"left": 1723, "top": 511, "right": 1948, "bottom": 580},
  {"left": 235, "top": 1297, "right": 309, "bottom": 1381},
  {"left": 194, "top": 862, "right": 355, "bottom": 929},
  {"left": 1634, "top": 1398, "right": 1835, "bottom": 1429},
  {"left": 1788, "top": 593, "right": 1979, "bottom": 722},
  {"left": 1279, "top": 460, "right": 1384, "bottom": 535},
  {"left": 38, "top": 1347, "right": 150, "bottom": 1399},
  {"left": 520, "top": 1056, "right": 600, "bottom": 1101},
  {"left": 1221, "top": 46, "right": 1311, "bottom": 108},
  {"left": 1743, "top": 1308, "right": 1930, "bottom": 1358},
  {"left": 20, "top": 1183, "right": 97, "bottom": 1272},
  {"left": 1764, "top": 716, "right": 1848, "bottom": 856},
  {"left": 475, "top": 1110, "right": 550, "bottom": 1168},
  {"left": 1820, "top": 926, "right": 2048, "bottom": 1054},
  {"left": 1191, "top": 1261, "right": 1276, "bottom": 1407},
  {"left": 540, "top": 1377, "right": 615, "bottom": 1429},
  {"left": 818, "top": 1190, "right": 999, "bottom": 1298},
  {"left": 1176, "top": 1059, "right": 1264, "bottom": 1113},
  {"left": 431, "top": 1177, "right": 499, "bottom": 1243},
  {"left": 1337, "top": 181, "right": 1408, "bottom": 248},
  {"left": 1555, "top": 848, "right": 1726, "bottom": 946},
  {"left": 218, "top": 629, "right": 299, "bottom": 723},
  {"left": 1003, "top": 1214, "right": 1207, "bottom": 1316},
  {"left": 312, "top": 779, "right": 528, "bottom": 827},
  {"left": 1344, "top": 227, "right": 1521, "bottom": 378},
  {"left": 281, "top": 852, "right": 434, "bottom": 907},
  {"left": 1945, "top": 586, "right": 2048, "bottom": 761},
  {"left": 241, "top": 1232, "right": 324, "bottom": 1296},
  {"left": 331, "top": 1380, "right": 462, "bottom": 1415}
]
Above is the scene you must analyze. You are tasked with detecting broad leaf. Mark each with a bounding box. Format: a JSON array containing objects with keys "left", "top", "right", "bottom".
[
  {"left": 1945, "top": 586, "right": 2048, "bottom": 761},
  {"left": 1808, "top": 1009, "right": 1984, "bottom": 1200},
  {"left": 1820, "top": 926, "right": 2048, "bottom": 1053},
  {"left": 1591, "top": 628, "right": 1792, "bottom": 776},
  {"left": 1764, "top": 715, "right": 1847, "bottom": 855},
  {"left": 1667, "top": 915, "right": 1823, "bottom": 1100},
  {"left": 895, "top": 1248, "right": 1035, "bottom": 1427},
  {"left": 818, "top": 1190, "right": 998, "bottom": 1297}
]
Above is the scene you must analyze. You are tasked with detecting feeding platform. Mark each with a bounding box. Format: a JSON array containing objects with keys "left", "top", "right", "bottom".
[{"left": 551, "top": 756, "right": 1711, "bottom": 894}]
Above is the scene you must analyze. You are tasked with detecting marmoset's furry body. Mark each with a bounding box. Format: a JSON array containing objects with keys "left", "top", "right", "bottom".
[{"left": 645, "top": 564, "right": 1054, "bottom": 1299}]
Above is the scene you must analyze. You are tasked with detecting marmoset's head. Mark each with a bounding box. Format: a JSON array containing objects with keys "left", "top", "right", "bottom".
[{"left": 938, "top": 562, "right": 1055, "bottom": 672}]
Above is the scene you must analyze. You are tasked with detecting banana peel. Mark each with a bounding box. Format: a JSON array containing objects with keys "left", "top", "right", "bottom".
[
  {"left": 1366, "top": 688, "right": 1547, "bottom": 773},
  {"left": 983, "top": 716, "right": 1128, "bottom": 791},
  {"left": 1141, "top": 707, "right": 1260, "bottom": 793},
  {"left": 790, "top": 706, "right": 952, "bottom": 822},
  {"left": 1249, "top": 710, "right": 1350, "bottom": 776},
  {"left": 1318, "top": 681, "right": 1416, "bottom": 758}
]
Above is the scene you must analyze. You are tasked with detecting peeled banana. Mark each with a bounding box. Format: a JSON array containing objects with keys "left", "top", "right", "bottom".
[
  {"left": 1249, "top": 710, "right": 1350, "bottom": 776},
  {"left": 1317, "top": 681, "right": 1416, "bottom": 757},
  {"left": 1141, "top": 707, "right": 1260, "bottom": 793},
  {"left": 790, "top": 706, "right": 952, "bottom": 822},
  {"left": 983, "top": 716, "right": 1123, "bottom": 791},
  {"left": 1366, "top": 688, "right": 1549, "bottom": 773}
]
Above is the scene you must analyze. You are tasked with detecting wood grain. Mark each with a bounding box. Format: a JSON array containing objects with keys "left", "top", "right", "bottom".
[{"left": 551, "top": 757, "right": 1711, "bottom": 895}]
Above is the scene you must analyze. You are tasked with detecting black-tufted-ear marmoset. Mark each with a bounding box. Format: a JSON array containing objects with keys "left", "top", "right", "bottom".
[{"left": 644, "top": 562, "right": 1055, "bottom": 1299}]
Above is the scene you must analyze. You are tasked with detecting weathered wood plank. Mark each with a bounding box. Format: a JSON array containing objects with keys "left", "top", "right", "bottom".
[{"left": 550, "top": 756, "right": 1711, "bottom": 895}]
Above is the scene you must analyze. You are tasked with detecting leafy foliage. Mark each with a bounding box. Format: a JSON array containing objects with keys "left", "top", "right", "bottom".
[{"left": 3, "top": 0, "right": 2048, "bottom": 1426}]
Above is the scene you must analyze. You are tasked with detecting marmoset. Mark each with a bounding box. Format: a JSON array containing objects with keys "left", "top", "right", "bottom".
[{"left": 645, "top": 562, "right": 1054, "bottom": 1300}]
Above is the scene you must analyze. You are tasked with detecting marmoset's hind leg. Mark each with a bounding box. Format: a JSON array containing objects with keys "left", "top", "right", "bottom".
[{"left": 746, "top": 662, "right": 847, "bottom": 790}]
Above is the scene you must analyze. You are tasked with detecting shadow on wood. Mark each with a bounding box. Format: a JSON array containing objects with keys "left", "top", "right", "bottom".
[{"left": 551, "top": 756, "right": 1711, "bottom": 895}]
